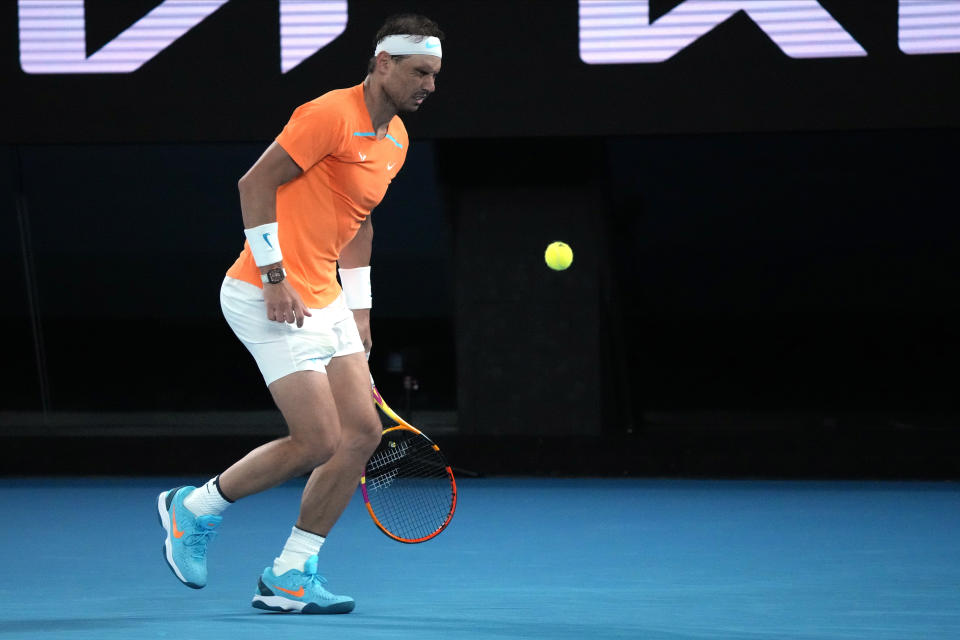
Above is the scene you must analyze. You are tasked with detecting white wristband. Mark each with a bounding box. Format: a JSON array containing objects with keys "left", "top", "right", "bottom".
[
  {"left": 339, "top": 266, "right": 372, "bottom": 309},
  {"left": 244, "top": 222, "right": 282, "bottom": 267}
]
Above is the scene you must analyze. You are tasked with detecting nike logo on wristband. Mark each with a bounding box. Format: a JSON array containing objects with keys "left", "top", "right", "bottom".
[{"left": 262, "top": 232, "right": 273, "bottom": 248}]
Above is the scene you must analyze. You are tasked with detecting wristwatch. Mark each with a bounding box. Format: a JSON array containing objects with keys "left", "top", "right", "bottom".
[{"left": 261, "top": 267, "right": 286, "bottom": 284}]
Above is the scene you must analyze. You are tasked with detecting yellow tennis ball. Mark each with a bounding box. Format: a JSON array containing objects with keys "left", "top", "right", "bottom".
[{"left": 545, "top": 241, "right": 573, "bottom": 271}]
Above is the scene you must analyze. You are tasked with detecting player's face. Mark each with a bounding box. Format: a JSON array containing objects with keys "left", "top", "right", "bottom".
[{"left": 386, "top": 54, "right": 441, "bottom": 112}]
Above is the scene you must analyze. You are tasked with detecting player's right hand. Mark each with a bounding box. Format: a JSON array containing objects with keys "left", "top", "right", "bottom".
[{"left": 263, "top": 280, "right": 312, "bottom": 328}]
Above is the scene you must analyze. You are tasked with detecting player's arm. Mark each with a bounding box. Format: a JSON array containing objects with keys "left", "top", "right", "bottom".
[
  {"left": 237, "top": 141, "right": 311, "bottom": 327},
  {"left": 338, "top": 216, "right": 373, "bottom": 354},
  {"left": 238, "top": 141, "right": 302, "bottom": 227}
]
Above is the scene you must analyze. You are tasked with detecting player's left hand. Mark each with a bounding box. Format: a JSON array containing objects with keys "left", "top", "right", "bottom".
[{"left": 352, "top": 308, "right": 372, "bottom": 354}]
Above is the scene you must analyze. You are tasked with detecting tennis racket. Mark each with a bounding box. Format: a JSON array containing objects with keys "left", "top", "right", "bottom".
[{"left": 360, "top": 376, "right": 457, "bottom": 543}]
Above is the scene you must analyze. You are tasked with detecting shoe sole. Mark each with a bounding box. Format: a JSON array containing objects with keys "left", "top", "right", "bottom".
[
  {"left": 251, "top": 595, "right": 355, "bottom": 614},
  {"left": 157, "top": 488, "right": 204, "bottom": 589}
]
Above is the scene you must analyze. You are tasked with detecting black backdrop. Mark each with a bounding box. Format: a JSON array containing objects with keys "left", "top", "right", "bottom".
[
  {"left": 2, "top": 1, "right": 959, "bottom": 476},
  {"left": 3, "top": 0, "right": 959, "bottom": 142}
]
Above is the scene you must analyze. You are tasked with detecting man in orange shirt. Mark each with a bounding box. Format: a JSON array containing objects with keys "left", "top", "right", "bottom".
[{"left": 156, "top": 14, "right": 443, "bottom": 614}]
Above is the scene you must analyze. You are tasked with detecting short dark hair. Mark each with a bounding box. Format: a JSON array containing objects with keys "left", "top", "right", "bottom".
[{"left": 366, "top": 14, "right": 445, "bottom": 74}]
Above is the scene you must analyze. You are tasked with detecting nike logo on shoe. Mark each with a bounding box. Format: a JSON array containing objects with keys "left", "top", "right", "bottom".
[
  {"left": 171, "top": 505, "right": 185, "bottom": 539},
  {"left": 272, "top": 584, "right": 305, "bottom": 598},
  {"left": 387, "top": 162, "right": 396, "bottom": 171}
]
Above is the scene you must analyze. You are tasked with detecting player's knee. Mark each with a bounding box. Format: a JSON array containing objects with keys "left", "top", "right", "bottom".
[
  {"left": 356, "top": 417, "right": 382, "bottom": 456},
  {"left": 342, "top": 417, "right": 381, "bottom": 458},
  {"left": 290, "top": 430, "right": 341, "bottom": 471}
]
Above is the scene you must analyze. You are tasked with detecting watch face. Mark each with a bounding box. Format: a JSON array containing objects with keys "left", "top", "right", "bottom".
[{"left": 267, "top": 268, "right": 284, "bottom": 284}]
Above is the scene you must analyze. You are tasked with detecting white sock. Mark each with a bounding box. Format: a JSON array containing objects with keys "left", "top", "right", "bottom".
[
  {"left": 273, "top": 526, "right": 326, "bottom": 575},
  {"left": 183, "top": 476, "right": 233, "bottom": 517}
]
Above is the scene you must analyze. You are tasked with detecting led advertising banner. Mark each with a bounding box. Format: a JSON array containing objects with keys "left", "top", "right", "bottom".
[
  {"left": 578, "top": 0, "right": 960, "bottom": 63},
  {"left": 2, "top": 0, "right": 959, "bottom": 142}
]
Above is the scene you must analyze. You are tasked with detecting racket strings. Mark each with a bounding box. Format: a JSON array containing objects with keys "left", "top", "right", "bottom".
[
  {"left": 367, "top": 439, "right": 414, "bottom": 471},
  {"left": 365, "top": 432, "right": 454, "bottom": 541},
  {"left": 371, "top": 479, "right": 451, "bottom": 539},
  {"left": 367, "top": 468, "right": 398, "bottom": 492}
]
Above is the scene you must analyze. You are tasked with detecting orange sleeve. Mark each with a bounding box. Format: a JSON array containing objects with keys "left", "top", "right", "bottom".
[{"left": 275, "top": 98, "right": 344, "bottom": 171}]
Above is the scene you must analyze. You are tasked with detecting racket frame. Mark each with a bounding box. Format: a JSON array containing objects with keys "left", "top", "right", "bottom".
[{"left": 362, "top": 381, "right": 457, "bottom": 543}]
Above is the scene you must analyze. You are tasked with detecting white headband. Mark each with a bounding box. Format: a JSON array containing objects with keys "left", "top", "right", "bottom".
[{"left": 374, "top": 34, "right": 442, "bottom": 58}]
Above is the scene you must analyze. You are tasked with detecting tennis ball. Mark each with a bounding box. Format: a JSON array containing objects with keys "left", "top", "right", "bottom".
[{"left": 545, "top": 241, "right": 573, "bottom": 271}]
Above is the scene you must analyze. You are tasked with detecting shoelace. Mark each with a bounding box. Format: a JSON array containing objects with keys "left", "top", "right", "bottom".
[
  {"left": 305, "top": 572, "right": 344, "bottom": 601},
  {"left": 305, "top": 570, "right": 330, "bottom": 589},
  {"left": 301, "top": 556, "right": 335, "bottom": 598},
  {"left": 184, "top": 527, "right": 218, "bottom": 557}
]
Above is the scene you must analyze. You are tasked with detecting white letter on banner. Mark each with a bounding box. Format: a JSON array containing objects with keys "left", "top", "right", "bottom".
[
  {"left": 579, "top": 0, "right": 866, "bottom": 64},
  {"left": 899, "top": 0, "right": 960, "bottom": 55},
  {"left": 19, "top": 0, "right": 348, "bottom": 75},
  {"left": 280, "top": 0, "right": 348, "bottom": 73},
  {"left": 18, "top": 0, "right": 230, "bottom": 74}
]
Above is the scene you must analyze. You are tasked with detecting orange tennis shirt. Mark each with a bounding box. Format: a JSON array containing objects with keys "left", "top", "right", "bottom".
[{"left": 226, "top": 83, "right": 408, "bottom": 308}]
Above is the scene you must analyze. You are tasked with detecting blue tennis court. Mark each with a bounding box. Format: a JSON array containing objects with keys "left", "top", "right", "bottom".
[{"left": 2, "top": 477, "right": 958, "bottom": 639}]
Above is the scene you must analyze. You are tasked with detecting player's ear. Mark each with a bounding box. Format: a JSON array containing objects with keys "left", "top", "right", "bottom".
[{"left": 374, "top": 51, "right": 393, "bottom": 75}]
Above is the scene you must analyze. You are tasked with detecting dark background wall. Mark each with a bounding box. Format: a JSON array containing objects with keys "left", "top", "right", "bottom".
[
  {"left": 5, "top": 0, "right": 958, "bottom": 140},
  {"left": 1, "top": 0, "right": 958, "bottom": 476}
]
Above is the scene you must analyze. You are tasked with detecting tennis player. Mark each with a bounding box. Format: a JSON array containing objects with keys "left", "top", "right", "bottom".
[{"left": 156, "top": 14, "right": 443, "bottom": 614}]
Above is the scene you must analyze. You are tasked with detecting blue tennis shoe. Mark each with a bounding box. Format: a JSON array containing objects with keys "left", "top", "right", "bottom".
[
  {"left": 252, "top": 554, "right": 355, "bottom": 614},
  {"left": 157, "top": 486, "right": 222, "bottom": 589}
]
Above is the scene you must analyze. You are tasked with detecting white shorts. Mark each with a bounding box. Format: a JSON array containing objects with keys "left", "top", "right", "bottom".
[{"left": 220, "top": 276, "right": 364, "bottom": 385}]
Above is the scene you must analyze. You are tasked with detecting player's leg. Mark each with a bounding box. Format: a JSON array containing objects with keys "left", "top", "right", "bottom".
[
  {"left": 209, "top": 276, "right": 347, "bottom": 501},
  {"left": 159, "top": 371, "right": 342, "bottom": 590},
  {"left": 159, "top": 277, "right": 347, "bottom": 590},
  {"left": 296, "top": 351, "right": 382, "bottom": 536},
  {"left": 218, "top": 370, "right": 343, "bottom": 500},
  {"left": 207, "top": 369, "right": 354, "bottom": 614},
  {"left": 251, "top": 337, "right": 380, "bottom": 614}
]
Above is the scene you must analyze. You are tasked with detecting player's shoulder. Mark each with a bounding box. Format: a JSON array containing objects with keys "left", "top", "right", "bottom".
[
  {"left": 290, "top": 85, "right": 360, "bottom": 120},
  {"left": 313, "top": 85, "right": 360, "bottom": 107}
]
